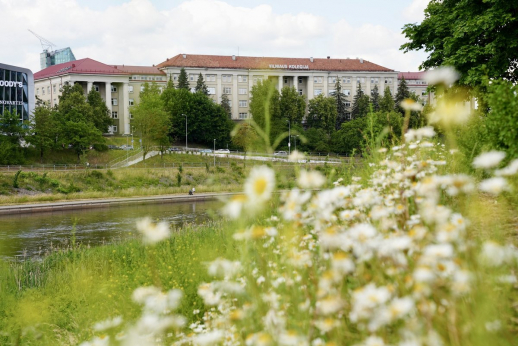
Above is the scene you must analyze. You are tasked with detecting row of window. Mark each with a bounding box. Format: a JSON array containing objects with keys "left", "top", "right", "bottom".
[
  {"left": 130, "top": 75, "right": 165, "bottom": 81},
  {"left": 111, "top": 98, "right": 134, "bottom": 106},
  {"left": 172, "top": 74, "right": 250, "bottom": 83},
  {"left": 170, "top": 74, "right": 393, "bottom": 85}
]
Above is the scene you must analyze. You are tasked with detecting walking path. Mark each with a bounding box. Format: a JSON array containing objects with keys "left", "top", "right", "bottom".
[{"left": 0, "top": 192, "right": 235, "bottom": 216}]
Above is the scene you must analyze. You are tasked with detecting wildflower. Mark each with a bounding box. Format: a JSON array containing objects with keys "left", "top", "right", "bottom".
[
  {"left": 485, "top": 320, "right": 502, "bottom": 332},
  {"left": 479, "top": 241, "right": 517, "bottom": 267},
  {"left": 246, "top": 332, "right": 273, "bottom": 346},
  {"left": 424, "top": 66, "right": 459, "bottom": 86},
  {"left": 314, "top": 318, "right": 339, "bottom": 333},
  {"left": 401, "top": 99, "right": 423, "bottom": 112},
  {"left": 495, "top": 159, "right": 518, "bottom": 176},
  {"left": 93, "top": 316, "right": 123, "bottom": 331},
  {"left": 192, "top": 330, "right": 224, "bottom": 346},
  {"left": 479, "top": 177, "right": 511, "bottom": 195},
  {"left": 362, "top": 335, "right": 385, "bottom": 346},
  {"left": 136, "top": 217, "right": 170, "bottom": 245},
  {"left": 208, "top": 258, "right": 242, "bottom": 278},
  {"left": 428, "top": 99, "right": 471, "bottom": 126},
  {"left": 222, "top": 194, "right": 247, "bottom": 219},
  {"left": 299, "top": 170, "right": 326, "bottom": 189},
  {"left": 132, "top": 287, "right": 182, "bottom": 314},
  {"left": 472, "top": 151, "right": 506, "bottom": 169},
  {"left": 278, "top": 331, "right": 308, "bottom": 346},
  {"left": 244, "top": 165, "right": 275, "bottom": 203},
  {"left": 198, "top": 283, "right": 222, "bottom": 306},
  {"left": 289, "top": 150, "right": 305, "bottom": 162},
  {"left": 316, "top": 295, "right": 344, "bottom": 315},
  {"left": 79, "top": 336, "right": 110, "bottom": 346}
]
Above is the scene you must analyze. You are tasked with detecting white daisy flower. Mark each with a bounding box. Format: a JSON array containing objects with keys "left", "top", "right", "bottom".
[
  {"left": 479, "top": 177, "right": 511, "bottom": 195},
  {"left": 472, "top": 151, "right": 506, "bottom": 169},
  {"left": 298, "top": 170, "right": 326, "bottom": 189},
  {"left": 424, "top": 66, "right": 459, "bottom": 86},
  {"left": 244, "top": 166, "right": 276, "bottom": 203},
  {"left": 136, "top": 217, "right": 170, "bottom": 245}
]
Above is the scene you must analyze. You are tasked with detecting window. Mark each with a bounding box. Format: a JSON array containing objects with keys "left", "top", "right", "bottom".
[
  {"left": 329, "top": 89, "right": 336, "bottom": 95},
  {"left": 130, "top": 113, "right": 133, "bottom": 119},
  {"left": 142, "top": 76, "right": 148, "bottom": 80},
  {"left": 92, "top": 85, "right": 98, "bottom": 92},
  {"left": 129, "top": 85, "right": 134, "bottom": 93},
  {"left": 345, "top": 102, "right": 351, "bottom": 107},
  {"left": 253, "top": 75, "right": 263, "bottom": 83},
  {"left": 112, "top": 98, "right": 118, "bottom": 106},
  {"left": 342, "top": 76, "right": 351, "bottom": 84},
  {"left": 238, "top": 75, "right": 248, "bottom": 83},
  {"left": 314, "top": 89, "right": 322, "bottom": 96},
  {"left": 140, "top": 86, "right": 145, "bottom": 92},
  {"left": 314, "top": 77, "right": 323, "bottom": 83},
  {"left": 238, "top": 88, "right": 248, "bottom": 95},
  {"left": 371, "top": 77, "right": 379, "bottom": 84},
  {"left": 189, "top": 74, "right": 195, "bottom": 81},
  {"left": 239, "top": 112, "right": 248, "bottom": 119},
  {"left": 53, "top": 84, "right": 57, "bottom": 92},
  {"left": 344, "top": 89, "right": 351, "bottom": 96},
  {"left": 207, "top": 87, "right": 216, "bottom": 95},
  {"left": 190, "top": 87, "right": 196, "bottom": 93},
  {"left": 112, "top": 111, "right": 118, "bottom": 119},
  {"left": 129, "top": 99, "right": 134, "bottom": 106},
  {"left": 47, "top": 86, "right": 50, "bottom": 94},
  {"left": 223, "top": 87, "right": 232, "bottom": 94},
  {"left": 112, "top": 125, "right": 118, "bottom": 133},
  {"left": 111, "top": 85, "right": 117, "bottom": 92},
  {"left": 385, "top": 78, "right": 392, "bottom": 84},
  {"left": 357, "top": 77, "right": 365, "bottom": 84},
  {"left": 36, "top": 88, "right": 39, "bottom": 95},
  {"left": 206, "top": 75, "right": 216, "bottom": 82},
  {"left": 53, "top": 98, "right": 57, "bottom": 104},
  {"left": 328, "top": 76, "right": 336, "bottom": 84},
  {"left": 299, "top": 89, "right": 303, "bottom": 96},
  {"left": 422, "top": 91, "right": 426, "bottom": 96},
  {"left": 132, "top": 76, "right": 138, "bottom": 80},
  {"left": 222, "top": 75, "right": 232, "bottom": 83},
  {"left": 345, "top": 113, "right": 352, "bottom": 120},
  {"left": 173, "top": 74, "right": 178, "bottom": 81},
  {"left": 298, "top": 77, "right": 303, "bottom": 84},
  {"left": 42, "top": 88, "right": 45, "bottom": 95},
  {"left": 284, "top": 77, "right": 288, "bottom": 84},
  {"left": 239, "top": 100, "right": 248, "bottom": 107}
]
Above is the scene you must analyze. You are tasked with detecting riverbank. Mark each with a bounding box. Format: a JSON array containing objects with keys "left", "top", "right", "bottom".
[{"left": 0, "top": 192, "right": 232, "bottom": 215}]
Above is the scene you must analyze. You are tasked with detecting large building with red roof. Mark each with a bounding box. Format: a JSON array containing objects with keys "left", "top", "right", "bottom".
[
  {"left": 398, "top": 71, "right": 434, "bottom": 105},
  {"left": 157, "top": 54, "right": 399, "bottom": 120},
  {"left": 34, "top": 58, "right": 166, "bottom": 134}
]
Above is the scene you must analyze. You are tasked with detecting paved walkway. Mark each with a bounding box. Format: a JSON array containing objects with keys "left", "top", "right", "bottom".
[{"left": 0, "top": 192, "right": 235, "bottom": 216}]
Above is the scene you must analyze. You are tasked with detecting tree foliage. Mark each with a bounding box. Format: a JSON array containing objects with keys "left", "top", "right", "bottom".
[
  {"left": 28, "top": 104, "right": 58, "bottom": 162},
  {"left": 330, "top": 79, "right": 349, "bottom": 130},
  {"left": 370, "top": 84, "right": 380, "bottom": 112},
  {"left": 177, "top": 68, "right": 189, "bottom": 90},
  {"left": 279, "top": 87, "right": 306, "bottom": 125},
  {"left": 379, "top": 86, "right": 395, "bottom": 113},
  {"left": 220, "top": 93, "right": 232, "bottom": 119},
  {"left": 195, "top": 73, "right": 209, "bottom": 95},
  {"left": 351, "top": 83, "right": 370, "bottom": 118},
  {"left": 231, "top": 122, "right": 260, "bottom": 153},
  {"left": 86, "top": 88, "right": 112, "bottom": 133},
  {"left": 395, "top": 77, "right": 410, "bottom": 115},
  {"left": 249, "top": 80, "right": 282, "bottom": 144},
  {"left": 306, "top": 94, "right": 337, "bottom": 138},
  {"left": 0, "top": 110, "right": 27, "bottom": 164},
  {"left": 401, "top": 0, "right": 518, "bottom": 87}
]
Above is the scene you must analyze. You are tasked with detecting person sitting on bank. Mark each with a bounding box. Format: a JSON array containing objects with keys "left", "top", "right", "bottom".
[{"left": 189, "top": 188, "right": 193, "bottom": 195}]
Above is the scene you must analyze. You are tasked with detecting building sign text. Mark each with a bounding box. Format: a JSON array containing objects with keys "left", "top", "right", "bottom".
[{"left": 269, "top": 64, "right": 310, "bottom": 70}]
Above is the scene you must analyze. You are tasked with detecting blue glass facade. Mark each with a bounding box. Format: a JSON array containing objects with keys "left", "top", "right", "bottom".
[
  {"left": 40, "top": 47, "right": 76, "bottom": 70},
  {"left": 0, "top": 63, "right": 34, "bottom": 121}
]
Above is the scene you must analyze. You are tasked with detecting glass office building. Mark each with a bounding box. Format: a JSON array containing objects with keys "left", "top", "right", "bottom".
[
  {"left": 40, "top": 47, "right": 76, "bottom": 70},
  {"left": 0, "top": 63, "right": 34, "bottom": 121}
]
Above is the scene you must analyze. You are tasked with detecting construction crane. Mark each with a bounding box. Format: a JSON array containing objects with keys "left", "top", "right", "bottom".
[{"left": 28, "top": 29, "right": 56, "bottom": 52}]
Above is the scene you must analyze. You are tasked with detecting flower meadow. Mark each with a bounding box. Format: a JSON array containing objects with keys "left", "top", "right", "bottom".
[{"left": 79, "top": 128, "right": 518, "bottom": 345}]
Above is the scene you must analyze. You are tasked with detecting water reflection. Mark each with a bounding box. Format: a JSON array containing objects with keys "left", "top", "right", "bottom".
[{"left": 0, "top": 200, "right": 220, "bottom": 259}]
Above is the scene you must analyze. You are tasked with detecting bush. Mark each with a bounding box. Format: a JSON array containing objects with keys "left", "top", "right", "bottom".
[{"left": 92, "top": 143, "right": 109, "bottom": 152}]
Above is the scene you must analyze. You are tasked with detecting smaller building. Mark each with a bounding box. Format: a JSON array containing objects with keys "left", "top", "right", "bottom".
[
  {"left": 40, "top": 47, "right": 76, "bottom": 70},
  {"left": 398, "top": 72, "right": 434, "bottom": 105},
  {"left": 0, "top": 63, "right": 34, "bottom": 121}
]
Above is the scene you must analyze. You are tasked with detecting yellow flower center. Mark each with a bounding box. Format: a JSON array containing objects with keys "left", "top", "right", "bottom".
[{"left": 254, "top": 178, "right": 268, "bottom": 195}]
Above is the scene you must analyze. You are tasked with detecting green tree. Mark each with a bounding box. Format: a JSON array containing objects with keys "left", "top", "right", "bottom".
[
  {"left": 86, "top": 88, "right": 112, "bottom": 133},
  {"left": 56, "top": 83, "right": 104, "bottom": 161},
  {"left": 330, "top": 79, "right": 349, "bottom": 130},
  {"left": 370, "top": 84, "right": 380, "bottom": 112},
  {"left": 28, "top": 104, "right": 58, "bottom": 162},
  {"left": 177, "top": 68, "right": 189, "bottom": 90},
  {"left": 249, "top": 80, "right": 282, "bottom": 145},
  {"left": 395, "top": 77, "right": 410, "bottom": 114},
  {"left": 231, "top": 122, "right": 260, "bottom": 154},
  {"left": 401, "top": 0, "right": 518, "bottom": 87},
  {"left": 307, "top": 94, "right": 337, "bottom": 137},
  {"left": 0, "top": 110, "right": 27, "bottom": 164},
  {"left": 351, "top": 83, "right": 370, "bottom": 118},
  {"left": 379, "top": 86, "right": 395, "bottom": 113},
  {"left": 131, "top": 83, "right": 170, "bottom": 160},
  {"left": 279, "top": 87, "right": 306, "bottom": 125},
  {"left": 195, "top": 73, "right": 209, "bottom": 95},
  {"left": 221, "top": 93, "right": 232, "bottom": 119}
]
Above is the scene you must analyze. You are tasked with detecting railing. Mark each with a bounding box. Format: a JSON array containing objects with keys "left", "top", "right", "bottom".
[
  {"left": 0, "top": 164, "right": 108, "bottom": 172},
  {"left": 109, "top": 148, "right": 143, "bottom": 168}
]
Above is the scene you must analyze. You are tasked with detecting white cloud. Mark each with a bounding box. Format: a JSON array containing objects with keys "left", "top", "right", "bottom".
[
  {"left": 0, "top": 0, "right": 425, "bottom": 73},
  {"left": 402, "top": 0, "right": 430, "bottom": 22}
]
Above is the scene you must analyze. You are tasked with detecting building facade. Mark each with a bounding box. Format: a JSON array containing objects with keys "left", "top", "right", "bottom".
[
  {"left": 398, "top": 71, "right": 434, "bottom": 105},
  {"left": 34, "top": 58, "right": 166, "bottom": 134},
  {"left": 40, "top": 47, "right": 76, "bottom": 70},
  {"left": 157, "top": 54, "right": 398, "bottom": 120},
  {"left": 0, "top": 63, "right": 34, "bottom": 121}
]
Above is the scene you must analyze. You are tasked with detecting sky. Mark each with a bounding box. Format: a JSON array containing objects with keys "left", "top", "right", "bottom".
[{"left": 0, "top": 0, "right": 430, "bottom": 73}]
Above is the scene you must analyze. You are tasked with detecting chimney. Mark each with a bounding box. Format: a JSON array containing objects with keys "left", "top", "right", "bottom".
[
  {"left": 360, "top": 58, "right": 364, "bottom": 63},
  {"left": 327, "top": 56, "right": 330, "bottom": 59},
  {"left": 182, "top": 54, "right": 186, "bottom": 59},
  {"left": 232, "top": 55, "right": 236, "bottom": 61},
  {"left": 310, "top": 57, "right": 314, "bottom": 62}
]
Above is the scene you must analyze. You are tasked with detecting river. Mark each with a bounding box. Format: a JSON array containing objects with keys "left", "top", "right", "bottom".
[{"left": 0, "top": 200, "right": 220, "bottom": 260}]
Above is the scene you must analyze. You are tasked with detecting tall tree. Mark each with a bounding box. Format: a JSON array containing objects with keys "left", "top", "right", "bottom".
[
  {"left": 306, "top": 94, "right": 337, "bottom": 137},
  {"left": 370, "top": 84, "right": 380, "bottom": 112},
  {"left": 0, "top": 110, "right": 27, "bottom": 164},
  {"left": 330, "top": 79, "right": 349, "bottom": 130},
  {"left": 220, "top": 93, "right": 232, "bottom": 119},
  {"left": 86, "top": 88, "right": 112, "bottom": 133},
  {"left": 28, "top": 104, "right": 58, "bottom": 162},
  {"left": 351, "top": 83, "right": 370, "bottom": 118},
  {"left": 177, "top": 68, "right": 189, "bottom": 90},
  {"left": 232, "top": 122, "right": 260, "bottom": 155},
  {"left": 249, "top": 80, "right": 282, "bottom": 146},
  {"left": 131, "top": 83, "right": 170, "bottom": 160},
  {"left": 279, "top": 87, "right": 306, "bottom": 125},
  {"left": 379, "top": 86, "right": 395, "bottom": 113},
  {"left": 401, "top": 0, "right": 518, "bottom": 87},
  {"left": 395, "top": 77, "right": 410, "bottom": 114},
  {"left": 195, "top": 73, "right": 209, "bottom": 95}
]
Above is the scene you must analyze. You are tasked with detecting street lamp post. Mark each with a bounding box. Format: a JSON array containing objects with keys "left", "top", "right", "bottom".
[
  {"left": 183, "top": 114, "right": 188, "bottom": 150},
  {"left": 287, "top": 119, "right": 291, "bottom": 155},
  {"left": 291, "top": 135, "right": 299, "bottom": 152},
  {"left": 213, "top": 139, "right": 216, "bottom": 167}
]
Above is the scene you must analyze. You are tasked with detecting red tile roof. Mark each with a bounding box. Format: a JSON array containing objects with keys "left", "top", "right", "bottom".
[
  {"left": 157, "top": 54, "right": 394, "bottom": 72},
  {"left": 113, "top": 65, "right": 166, "bottom": 75},
  {"left": 398, "top": 72, "right": 426, "bottom": 80},
  {"left": 34, "top": 58, "right": 129, "bottom": 80}
]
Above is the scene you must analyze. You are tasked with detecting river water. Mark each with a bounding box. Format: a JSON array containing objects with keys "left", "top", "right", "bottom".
[{"left": 0, "top": 200, "right": 220, "bottom": 260}]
